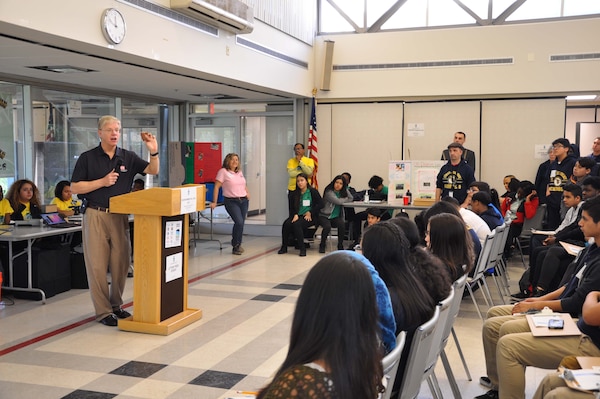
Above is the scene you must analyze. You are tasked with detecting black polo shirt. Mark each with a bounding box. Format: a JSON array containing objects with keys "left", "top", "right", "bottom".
[{"left": 71, "top": 145, "right": 149, "bottom": 208}]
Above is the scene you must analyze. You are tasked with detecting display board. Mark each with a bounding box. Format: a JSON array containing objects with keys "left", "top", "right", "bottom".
[{"left": 388, "top": 160, "right": 445, "bottom": 205}]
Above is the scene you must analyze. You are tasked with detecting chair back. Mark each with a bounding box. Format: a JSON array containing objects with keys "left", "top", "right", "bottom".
[
  {"left": 425, "top": 287, "right": 455, "bottom": 374},
  {"left": 470, "top": 230, "right": 496, "bottom": 280},
  {"left": 380, "top": 331, "right": 407, "bottom": 399},
  {"left": 520, "top": 204, "right": 546, "bottom": 238},
  {"left": 442, "top": 274, "right": 467, "bottom": 346},
  {"left": 487, "top": 224, "right": 507, "bottom": 269},
  {"left": 398, "top": 306, "right": 440, "bottom": 399}
]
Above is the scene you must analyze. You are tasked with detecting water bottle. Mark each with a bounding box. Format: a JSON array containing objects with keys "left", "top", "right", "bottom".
[{"left": 364, "top": 190, "right": 370, "bottom": 203}]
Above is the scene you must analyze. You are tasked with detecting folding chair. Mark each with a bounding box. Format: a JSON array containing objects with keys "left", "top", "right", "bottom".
[
  {"left": 396, "top": 306, "right": 440, "bottom": 399},
  {"left": 440, "top": 274, "right": 471, "bottom": 399},
  {"left": 425, "top": 287, "right": 455, "bottom": 399},
  {"left": 516, "top": 204, "right": 547, "bottom": 267},
  {"left": 380, "top": 331, "right": 407, "bottom": 399},
  {"left": 466, "top": 231, "right": 496, "bottom": 320}
]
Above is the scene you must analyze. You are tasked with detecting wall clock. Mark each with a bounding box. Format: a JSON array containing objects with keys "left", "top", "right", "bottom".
[{"left": 101, "top": 8, "right": 126, "bottom": 45}]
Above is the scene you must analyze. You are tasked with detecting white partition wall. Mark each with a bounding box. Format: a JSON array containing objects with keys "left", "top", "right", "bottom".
[
  {"left": 330, "top": 103, "right": 404, "bottom": 189},
  {"left": 481, "top": 99, "right": 566, "bottom": 192},
  {"left": 403, "top": 101, "right": 481, "bottom": 177}
]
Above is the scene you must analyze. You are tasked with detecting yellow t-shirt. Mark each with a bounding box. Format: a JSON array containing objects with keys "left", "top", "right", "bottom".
[
  {"left": 51, "top": 197, "right": 81, "bottom": 211},
  {"left": 0, "top": 198, "right": 13, "bottom": 222}
]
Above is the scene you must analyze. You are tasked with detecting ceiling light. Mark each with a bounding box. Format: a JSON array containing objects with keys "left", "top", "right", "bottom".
[{"left": 566, "top": 95, "right": 597, "bottom": 101}]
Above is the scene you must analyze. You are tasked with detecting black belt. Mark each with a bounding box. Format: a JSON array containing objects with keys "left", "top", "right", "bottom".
[
  {"left": 88, "top": 204, "right": 110, "bottom": 213},
  {"left": 224, "top": 196, "right": 248, "bottom": 200}
]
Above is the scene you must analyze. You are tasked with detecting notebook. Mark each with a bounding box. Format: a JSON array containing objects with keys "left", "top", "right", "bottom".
[{"left": 41, "top": 213, "right": 80, "bottom": 228}]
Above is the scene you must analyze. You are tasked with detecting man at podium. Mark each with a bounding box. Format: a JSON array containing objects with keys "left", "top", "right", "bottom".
[{"left": 71, "top": 115, "right": 160, "bottom": 327}]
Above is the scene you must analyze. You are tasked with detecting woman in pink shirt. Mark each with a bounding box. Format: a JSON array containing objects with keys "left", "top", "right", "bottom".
[{"left": 211, "top": 153, "right": 249, "bottom": 255}]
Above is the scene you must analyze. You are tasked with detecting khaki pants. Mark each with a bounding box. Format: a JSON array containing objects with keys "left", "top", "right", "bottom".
[
  {"left": 482, "top": 305, "right": 600, "bottom": 399},
  {"left": 82, "top": 208, "right": 130, "bottom": 320},
  {"left": 533, "top": 372, "right": 594, "bottom": 399}
]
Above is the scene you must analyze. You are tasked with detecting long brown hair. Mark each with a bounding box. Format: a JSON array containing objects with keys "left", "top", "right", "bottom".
[
  {"left": 428, "top": 213, "right": 474, "bottom": 280},
  {"left": 7, "top": 179, "right": 41, "bottom": 209},
  {"left": 222, "top": 153, "right": 240, "bottom": 172}
]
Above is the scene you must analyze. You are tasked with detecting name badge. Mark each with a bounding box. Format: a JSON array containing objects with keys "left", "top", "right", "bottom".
[{"left": 303, "top": 199, "right": 311, "bottom": 206}]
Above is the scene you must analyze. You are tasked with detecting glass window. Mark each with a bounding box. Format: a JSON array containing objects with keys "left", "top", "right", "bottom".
[
  {"left": 122, "top": 101, "right": 161, "bottom": 189},
  {"left": 0, "top": 81, "right": 21, "bottom": 193},
  {"left": 428, "top": 0, "right": 476, "bottom": 27},
  {"left": 320, "top": 0, "right": 356, "bottom": 33},
  {"left": 382, "top": 0, "right": 427, "bottom": 30},
  {"left": 506, "top": 0, "right": 561, "bottom": 21},
  {"left": 564, "top": 0, "right": 600, "bottom": 16},
  {"left": 30, "top": 88, "right": 115, "bottom": 202}
]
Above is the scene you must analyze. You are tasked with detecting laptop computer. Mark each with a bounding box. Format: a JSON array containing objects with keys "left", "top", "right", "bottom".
[{"left": 41, "top": 213, "right": 80, "bottom": 228}]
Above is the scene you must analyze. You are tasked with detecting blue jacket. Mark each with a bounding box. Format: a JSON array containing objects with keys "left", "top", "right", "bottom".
[{"left": 345, "top": 251, "right": 397, "bottom": 352}]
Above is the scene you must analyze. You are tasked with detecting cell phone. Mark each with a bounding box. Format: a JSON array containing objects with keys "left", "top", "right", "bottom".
[{"left": 548, "top": 318, "right": 564, "bottom": 329}]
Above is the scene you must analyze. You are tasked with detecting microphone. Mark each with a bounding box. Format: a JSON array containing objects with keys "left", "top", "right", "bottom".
[{"left": 115, "top": 159, "right": 123, "bottom": 173}]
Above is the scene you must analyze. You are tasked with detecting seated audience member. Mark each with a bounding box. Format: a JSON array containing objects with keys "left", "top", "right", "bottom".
[
  {"left": 436, "top": 142, "right": 476, "bottom": 204},
  {"left": 425, "top": 212, "right": 475, "bottom": 281},
  {"left": 502, "top": 180, "right": 539, "bottom": 259},
  {"left": 422, "top": 201, "right": 481, "bottom": 265},
  {"left": 535, "top": 148, "right": 555, "bottom": 205},
  {"left": 390, "top": 216, "right": 452, "bottom": 303},
  {"left": 461, "top": 181, "right": 501, "bottom": 211},
  {"left": 442, "top": 196, "right": 490, "bottom": 246},
  {"left": 278, "top": 173, "right": 323, "bottom": 257},
  {"left": 570, "top": 156, "right": 595, "bottom": 186},
  {"left": 476, "top": 197, "right": 600, "bottom": 399},
  {"left": 361, "top": 221, "right": 436, "bottom": 396},
  {"left": 318, "top": 175, "right": 353, "bottom": 252},
  {"left": 50, "top": 180, "right": 82, "bottom": 217},
  {"left": 501, "top": 175, "right": 517, "bottom": 198},
  {"left": 256, "top": 252, "right": 387, "bottom": 399},
  {"left": 516, "top": 184, "right": 585, "bottom": 298},
  {"left": 471, "top": 191, "right": 504, "bottom": 230},
  {"left": 0, "top": 186, "right": 10, "bottom": 224},
  {"left": 500, "top": 177, "right": 521, "bottom": 218},
  {"left": 533, "top": 293, "right": 600, "bottom": 399},
  {"left": 348, "top": 175, "right": 390, "bottom": 249},
  {"left": 132, "top": 178, "right": 145, "bottom": 192},
  {"left": 3, "top": 179, "right": 42, "bottom": 222}
]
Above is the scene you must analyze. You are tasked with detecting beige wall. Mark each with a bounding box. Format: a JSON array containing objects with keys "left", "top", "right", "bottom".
[{"left": 316, "top": 18, "right": 600, "bottom": 101}]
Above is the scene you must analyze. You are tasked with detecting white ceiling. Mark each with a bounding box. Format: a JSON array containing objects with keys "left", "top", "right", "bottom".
[{"left": 0, "top": 34, "right": 292, "bottom": 103}]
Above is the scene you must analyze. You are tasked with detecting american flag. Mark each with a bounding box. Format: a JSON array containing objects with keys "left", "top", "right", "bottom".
[{"left": 308, "top": 96, "right": 318, "bottom": 189}]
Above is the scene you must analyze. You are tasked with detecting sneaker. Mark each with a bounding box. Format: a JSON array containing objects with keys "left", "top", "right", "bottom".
[
  {"left": 113, "top": 308, "right": 132, "bottom": 319},
  {"left": 299, "top": 249, "right": 306, "bottom": 257},
  {"left": 232, "top": 245, "right": 243, "bottom": 255},
  {"left": 278, "top": 246, "right": 287, "bottom": 254},
  {"left": 510, "top": 291, "right": 530, "bottom": 300},
  {"left": 475, "top": 390, "right": 498, "bottom": 399},
  {"left": 99, "top": 314, "right": 118, "bottom": 326},
  {"left": 238, "top": 245, "right": 245, "bottom": 253},
  {"left": 479, "top": 376, "right": 493, "bottom": 388},
  {"left": 319, "top": 244, "right": 326, "bottom": 253}
]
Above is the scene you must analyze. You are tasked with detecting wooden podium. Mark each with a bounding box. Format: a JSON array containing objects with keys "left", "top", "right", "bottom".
[{"left": 110, "top": 185, "right": 205, "bottom": 335}]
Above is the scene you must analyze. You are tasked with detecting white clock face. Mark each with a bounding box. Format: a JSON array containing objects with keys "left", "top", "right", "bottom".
[{"left": 101, "top": 8, "right": 126, "bottom": 45}]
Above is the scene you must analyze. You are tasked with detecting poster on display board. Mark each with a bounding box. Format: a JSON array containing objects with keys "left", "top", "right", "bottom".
[
  {"left": 388, "top": 160, "right": 445, "bottom": 205},
  {"left": 0, "top": 95, "right": 16, "bottom": 177}
]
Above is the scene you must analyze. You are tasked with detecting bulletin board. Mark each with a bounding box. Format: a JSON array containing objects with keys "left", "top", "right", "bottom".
[{"left": 388, "top": 160, "right": 445, "bottom": 205}]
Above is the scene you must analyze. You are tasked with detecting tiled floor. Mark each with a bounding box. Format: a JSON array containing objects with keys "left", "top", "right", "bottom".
[{"left": 0, "top": 231, "right": 550, "bottom": 399}]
